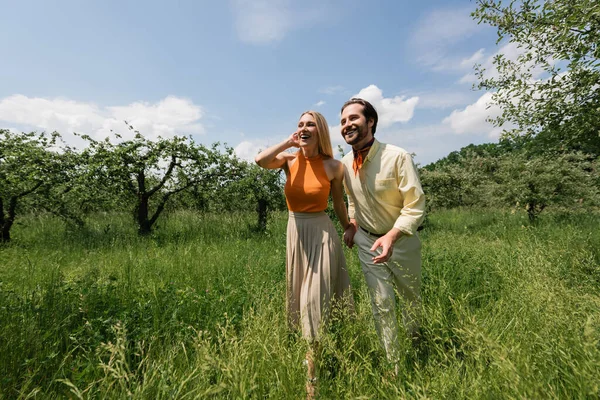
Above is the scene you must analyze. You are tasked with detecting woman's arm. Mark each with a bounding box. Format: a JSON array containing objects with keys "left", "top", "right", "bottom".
[
  {"left": 325, "top": 158, "right": 355, "bottom": 247},
  {"left": 254, "top": 133, "right": 299, "bottom": 170},
  {"left": 330, "top": 161, "right": 350, "bottom": 230}
]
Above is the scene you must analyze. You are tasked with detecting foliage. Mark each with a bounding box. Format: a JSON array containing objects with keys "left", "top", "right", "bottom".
[
  {"left": 167, "top": 155, "right": 286, "bottom": 232},
  {"left": 421, "top": 141, "right": 599, "bottom": 220},
  {"left": 0, "top": 130, "right": 69, "bottom": 242},
  {"left": 217, "top": 161, "right": 285, "bottom": 231},
  {"left": 423, "top": 139, "right": 521, "bottom": 172},
  {"left": 420, "top": 162, "right": 485, "bottom": 210},
  {"left": 491, "top": 151, "right": 598, "bottom": 221},
  {"left": 79, "top": 125, "right": 241, "bottom": 235},
  {"left": 472, "top": 0, "right": 600, "bottom": 154}
]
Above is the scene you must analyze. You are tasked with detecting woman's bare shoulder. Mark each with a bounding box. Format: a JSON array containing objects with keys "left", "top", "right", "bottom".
[
  {"left": 280, "top": 151, "right": 298, "bottom": 170},
  {"left": 323, "top": 157, "right": 343, "bottom": 169},
  {"left": 322, "top": 157, "right": 344, "bottom": 179}
]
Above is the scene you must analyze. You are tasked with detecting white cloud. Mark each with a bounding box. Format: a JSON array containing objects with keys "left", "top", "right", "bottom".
[
  {"left": 230, "top": 0, "right": 336, "bottom": 45},
  {"left": 460, "top": 42, "right": 517, "bottom": 84},
  {"left": 417, "top": 91, "right": 474, "bottom": 109},
  {"left": 315, "top": 100, "right": 325, "bottom": 107},
  {"left": 234, "top": 136, "right": 291, "bottom": 162},
  {"left": 327, "top": 85, "right": 420, "bottom": 149},
  {"left": 459, "top": 41, "right": 550, "bottom": 85},
  {"left": 442, "top": 92, "right": 503, "bottom": 137},
  {"left": 230, "top": 0, "right": 292, "bottom": 44},
  {"left": 377, "top": 124, "right": 458, "bottom": 164},
  {"left": 459, "top": 48, "right": 485, "bottom": 69},
  {"left": 326, "top": 84, "right": 425, "bottom": 158},
  {"left": 328, "top": 123, "right": 345, "bottom": 147},
  {"left": 353, "top": 85, "right": 419, "bottom": 128},
  {"left": 334, "top": 122, "right": 489, "bottom": 165},
  {"left": 318, "top": 85, "right": 345, "bottom": 95},
  {"left": 234, "top": 139, "right": 267, "bottom": 161},
  {"left": 0, "top": 94, "right": 206, "bottom": 145},
  {"left": 409, "top": 7, "right": 484, "bottom": 70}
]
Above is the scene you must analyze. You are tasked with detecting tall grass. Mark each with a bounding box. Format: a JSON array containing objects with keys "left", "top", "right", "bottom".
[{"left": 0, "top": 209, "right": 599, "bottom": 398}]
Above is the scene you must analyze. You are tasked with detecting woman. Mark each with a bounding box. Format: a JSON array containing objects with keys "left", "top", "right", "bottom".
[{"left": 255, "top": 110, "right": 353, "bottom": 398}]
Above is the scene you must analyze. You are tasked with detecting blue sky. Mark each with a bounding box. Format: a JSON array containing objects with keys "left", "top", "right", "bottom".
[{"left": 0, "top": 0, "right": 513, "bottom": 165}]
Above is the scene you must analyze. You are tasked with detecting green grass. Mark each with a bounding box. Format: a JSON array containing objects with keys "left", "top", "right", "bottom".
[{"left": 1, "top": 209, "right": 599, "bottom": 399}]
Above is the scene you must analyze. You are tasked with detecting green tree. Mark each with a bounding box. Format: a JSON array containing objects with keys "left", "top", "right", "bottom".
[
  {"left": 24, "top": 143, "right": 108, "bottom": 227},
  {"left": 472, "top": 0, "right": 600, "bottom": 154},
  {"left": 421, "top": 150, "right": 500, "bottom": 210},
  {"left": 235, "top": 163, "right": 285, "bottom": 232},
  {"left": 491, "top": 151, "right": 598, "bottom": 221},
  {"left": 423, "top": 139, "right": 519, "bottom": 172},
  {"left": 0, "top": 130, "right": 67, "bottom": 242},
  {"left": 421, "top": 141, "right": 599, "bottom": 218},
  {"left": 208, "top": 158, "right": 285, "bottom": 232},
  {"left": 80, "top": 125, "right": 240, "bottom": 235}
]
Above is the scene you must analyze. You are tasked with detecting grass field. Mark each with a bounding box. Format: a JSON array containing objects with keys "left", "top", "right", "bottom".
[{"left": 1, "top": 209, "right": 599, "bottom": 399}]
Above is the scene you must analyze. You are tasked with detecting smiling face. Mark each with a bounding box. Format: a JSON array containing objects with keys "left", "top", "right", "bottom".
[
  {"left": 297, "top": 113, "right": 319, "bottom": 148},
  {"left": 340, "top": 103, "right": 374, "bottom": 149}
]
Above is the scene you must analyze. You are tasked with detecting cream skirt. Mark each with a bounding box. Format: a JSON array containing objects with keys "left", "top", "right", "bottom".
[{"left": 286, "top": 211, "right": 353, "bottom": 340}]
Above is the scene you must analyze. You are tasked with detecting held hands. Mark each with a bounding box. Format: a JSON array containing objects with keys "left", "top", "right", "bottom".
[
  {"left": 370, "top": 228, "right": 402, "bottom": 263},
  {"left": 343, "top": 220, "right": 357, "bottom": 248}
]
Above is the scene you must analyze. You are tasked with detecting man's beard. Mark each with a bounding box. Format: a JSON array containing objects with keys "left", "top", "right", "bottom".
[{"left": 345, "top": 125, "right": 368, "bottom": 146}]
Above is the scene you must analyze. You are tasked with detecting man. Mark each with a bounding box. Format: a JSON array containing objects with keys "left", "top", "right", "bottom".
[{"left": 340, "top": 98, "right": 425, "bottom": 364}]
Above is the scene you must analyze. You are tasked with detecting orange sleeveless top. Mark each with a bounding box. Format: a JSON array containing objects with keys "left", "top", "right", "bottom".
[{"left": 285, "top": 153, "right": 331, "bottom": 212}]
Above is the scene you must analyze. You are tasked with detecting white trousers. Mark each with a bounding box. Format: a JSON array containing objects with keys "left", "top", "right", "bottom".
[{"left": 354, "top": 228, "right": 422, "bottom": 362}]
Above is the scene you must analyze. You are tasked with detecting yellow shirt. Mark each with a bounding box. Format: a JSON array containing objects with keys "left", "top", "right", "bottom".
[{"left": 342, "top": 139, "right": 425, "bottom": 236}]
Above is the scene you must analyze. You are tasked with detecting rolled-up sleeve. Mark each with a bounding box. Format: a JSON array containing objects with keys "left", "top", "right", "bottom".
[
  {"left": 393, "top": 152, "right": 426, "bottom": 236},
  {"left": 343, "top": 176, "right": 356, "bottom": 220}
]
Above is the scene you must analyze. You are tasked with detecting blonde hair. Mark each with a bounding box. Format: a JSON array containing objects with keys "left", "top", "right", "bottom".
[{"left": 299, "top": 110, "right": 333, "bottom": 158}]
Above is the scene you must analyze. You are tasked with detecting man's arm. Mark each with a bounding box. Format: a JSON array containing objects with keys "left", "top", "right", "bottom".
[
  {"left": 392, "top": 152, "right": 425, "bottom": 236},
  {"left": 370, "top": 152, "right": 425, "bottom": 263},
  {"left": 342, "top": 165, "right": 357, "bottom": 248}
]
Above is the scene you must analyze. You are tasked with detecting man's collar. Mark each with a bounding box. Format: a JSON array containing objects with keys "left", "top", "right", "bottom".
[
  {"left": 363, "top": 139, "right": 380, "bottom": 163},
  {"left": 354, "top": 137, "right": 375, "bottom": 152}
]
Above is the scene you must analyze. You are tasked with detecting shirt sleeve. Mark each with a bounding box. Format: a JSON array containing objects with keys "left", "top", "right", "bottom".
[
  {"left": 342, "top": 171, "right": 356, "bottom": 220},
  {"left": 393, "top": 152, "right": 426, "bottom": 236}
]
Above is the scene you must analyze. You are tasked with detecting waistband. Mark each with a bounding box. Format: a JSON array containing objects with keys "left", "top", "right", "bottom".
[
  {"left": 359, "top": 225, "right": 385, "bottom": 237},
  {"left": 288, "top": 211, "right": 327, "bottom": 219}
]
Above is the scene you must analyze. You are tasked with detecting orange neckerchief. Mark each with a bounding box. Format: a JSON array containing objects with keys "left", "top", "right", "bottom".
[{"left": 352, "top": 138, "right": 375, "bottom": 176}]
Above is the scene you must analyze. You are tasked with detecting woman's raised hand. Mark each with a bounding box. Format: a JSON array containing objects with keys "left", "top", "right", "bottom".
[{"left": 287, "top": 131, "right": 301, "bottom": 148}]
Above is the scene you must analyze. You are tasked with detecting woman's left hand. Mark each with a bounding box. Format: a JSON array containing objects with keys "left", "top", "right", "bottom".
[{"left": 343, "top": 222, "right": 357, "bottom": 248}]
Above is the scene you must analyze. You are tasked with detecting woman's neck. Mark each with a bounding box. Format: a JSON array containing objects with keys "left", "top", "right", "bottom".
[{"left": 301, "top": 146, "right": 319, "bottom": 159}]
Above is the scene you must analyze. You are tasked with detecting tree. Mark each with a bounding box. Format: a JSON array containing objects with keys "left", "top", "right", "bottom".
[
  {"left": 423, "top": 139, "right": 519, "bottom": 172},
  {"left": 0, "top": 130, "right": 67, "bottom": 242},
  {"left": 472, "top": 0, "right": 600, "bottom": 154},
  {"left": 236, "top": 163, "right": 285, "bottom": 232},
  {"left": 491, "top": 151, "right": 598, "bottom": 221},
  {"left": 420, "top": 150, "right": 500, "bottom": 210},
  {"left": 420, "top": 163, "right": 483, "bottom": 210},
  {"left": 420, "top": 140, "right": 599, "bottom": 218},
  {"left": 80, "top": 125, "right": 241, "bottom": 235},
  {"left": 211, "top": 159, "right": 285, "bottom": 232}
]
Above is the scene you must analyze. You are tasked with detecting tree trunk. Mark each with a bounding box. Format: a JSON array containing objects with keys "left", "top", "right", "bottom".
[
  {"left": 0, "top": 197, "right": 6, "bottom": 242},
  {"left": 527, "top": 202, "right": 536, "bottom": 222},
  {"left": 137, "top": 194, "right": 152, "bottom": 235},
  {"left": 1, "top": 221, "right": 12, "bottom": 242},
  {"left": 257, "top": 198, "right": 268, "bottom": 232},
  {"left": 0, "top": 196, "right": 16, "bottom": 243},
  {"left": 136, "top": 170, "right": 152, "bottom": 235}
]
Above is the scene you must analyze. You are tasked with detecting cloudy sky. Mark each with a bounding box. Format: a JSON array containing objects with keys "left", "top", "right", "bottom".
[{"left": 0, "top": 0, "right": 512, "bottom": 165}]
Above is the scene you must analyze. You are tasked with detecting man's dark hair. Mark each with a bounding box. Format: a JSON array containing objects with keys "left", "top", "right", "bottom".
[{"left": 341, "top": 98, "right": 379, "bottom": 135}]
